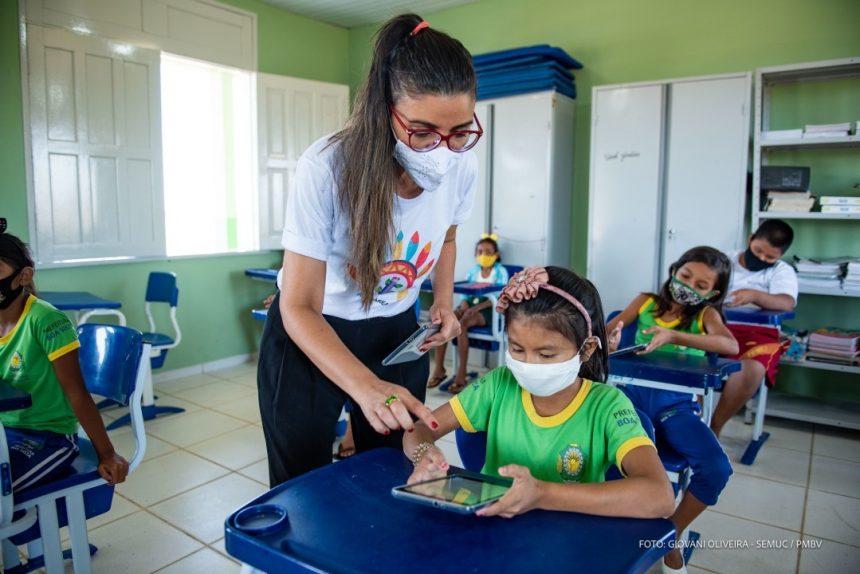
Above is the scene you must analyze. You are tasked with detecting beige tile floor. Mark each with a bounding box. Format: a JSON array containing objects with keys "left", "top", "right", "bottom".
[{"left": 8, "top": 361, "right": 859, "bottom": 573}]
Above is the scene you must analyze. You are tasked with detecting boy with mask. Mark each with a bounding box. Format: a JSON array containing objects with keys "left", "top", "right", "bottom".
[{"left": 709, "top": 219, "right": 798, "bottom": 438}]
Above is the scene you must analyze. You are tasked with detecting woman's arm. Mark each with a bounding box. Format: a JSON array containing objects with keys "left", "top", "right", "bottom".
[
  {"left": 280, "top": 250, "right": 438, "bottom": 435},
  {"left": 477, "top": 446, "right": 675, "bottom": 519},
  {"left": 422, "top": 226, "right": 462, "bottom": 351},
  {"left": 52, "top": 351, "right": 129, "bottom": 485}
]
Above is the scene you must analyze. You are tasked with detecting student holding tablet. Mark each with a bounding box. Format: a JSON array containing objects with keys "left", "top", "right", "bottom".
[
  {"left": 257, "top": 14, "right": 481, "bottom": 486},
  {"left": 403, "top": 267, "right": 674, "bottom": 520}
]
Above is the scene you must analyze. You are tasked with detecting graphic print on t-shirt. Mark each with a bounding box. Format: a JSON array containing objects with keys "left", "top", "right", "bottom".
[{"left": 348, "top": 229, "right": 436, "bottom": 307}]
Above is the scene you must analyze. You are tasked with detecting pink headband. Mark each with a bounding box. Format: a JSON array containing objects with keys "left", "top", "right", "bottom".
[
  {"left": 496, "top": 267, "right": 593, "bottom": 338},
  {"left": 410, "top": 21, "right": 430, "bottom": 36}
]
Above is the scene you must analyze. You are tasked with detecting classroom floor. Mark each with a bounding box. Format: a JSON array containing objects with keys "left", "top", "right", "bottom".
[{"left": 10, "top": 361, "right": 859, "bottom": 573}]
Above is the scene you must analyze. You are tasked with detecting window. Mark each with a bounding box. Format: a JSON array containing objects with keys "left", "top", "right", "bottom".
[{"left": 160, "top": 53, "right": 257, "bottom": 256}]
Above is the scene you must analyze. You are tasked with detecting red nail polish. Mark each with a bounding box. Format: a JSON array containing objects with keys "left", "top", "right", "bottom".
[
  {"left": 431, "top": 421, "right": 439, "bottom": 430},
  {"left": 384, "top": 429, "right": 390, "bottom": 436},
  {"left": 407, "top": 428, "right": 414, "bottom": 433}
]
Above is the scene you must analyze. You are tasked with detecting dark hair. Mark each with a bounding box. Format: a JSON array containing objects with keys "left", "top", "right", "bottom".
[
  {"left": 505, "top": 266, "right": 609, "bottom": 382},
  {"left": 0, "top": 230, "right": 37, "bottom": 296},
  {"left": 330, "top": 14, "right": 476, "bottom": 309},
  {"left": 649, "top": 246, "right": 731, "bottom": 331},
  {"left": 476, "top": 237, "right": 501, "bottom": 262},
  {"left": 752, "top": 219, "right": 794, "bottom": 252}
]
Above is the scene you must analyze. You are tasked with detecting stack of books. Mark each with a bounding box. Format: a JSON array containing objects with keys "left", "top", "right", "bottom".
[
  {"left": 845, "top": 260, "right": 860, "bottom": 293},
  {"left": 764, "top": 190, "right": 815, "bottom": 212},
  {"left": 820, "top": 196, "right": 860, "bottom": 214},
  {"left": 761, "top": 128, "right": 803, "bottom": 141},
  {"left": 793, "top": 256, "right": 846, "bottom": 291},
  {"left": 806, "top": 328, "right": 860, "bottom": 366},
  {"left": 802, "top": 122, "right": 852, "bottom": 138}
]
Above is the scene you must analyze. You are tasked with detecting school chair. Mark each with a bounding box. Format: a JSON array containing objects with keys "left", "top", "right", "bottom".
[
  {"left": 2, "top": 324, "right": 149, "bottom": 574},
  {"left": 444, "top": 264, "right": 524, "bottom": 389},
  {"left": 105, "top": 271, "right": 183, "bottom": 430}
]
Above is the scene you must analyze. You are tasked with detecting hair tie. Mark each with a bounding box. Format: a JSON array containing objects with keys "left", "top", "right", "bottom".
[
  {"left": 496, "top": 267, "right": 593, "bottom": 339},
  {"left": 410, "top": 21, "right": 430, "bottom": 36},
  {"left": 480, "top": 232, "right": 498, "bottom": 241}
]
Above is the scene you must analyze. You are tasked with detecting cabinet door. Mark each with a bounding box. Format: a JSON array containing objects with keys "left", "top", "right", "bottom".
[
  {"left": 490, "top": 93, "right": 553, "bottom": 266},
  {"left": 662, "top": 75, "right": 750, "bottom": 270},
  {"left": 588, "top": 85, "right": 666, "bottom": 314}
]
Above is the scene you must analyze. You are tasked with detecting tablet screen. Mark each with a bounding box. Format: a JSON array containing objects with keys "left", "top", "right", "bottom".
[{"left": 401, "top": 474, "right": 510, "bottom": 507}]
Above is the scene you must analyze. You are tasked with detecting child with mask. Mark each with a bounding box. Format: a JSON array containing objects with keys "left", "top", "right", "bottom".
[
  {"left": 709, "top": 219, "right": 797, "bottom": 438},
  {"left": 0, "top": 225, "right": 129, "bottom": 492},
  {"left": 428, "top": 234, "right": 509, "bottom": 393},
  {"left": 606, "top": 246, "right": 738, "bottom": 574},
  {"left": 407, "top": 266, "right": 675, "bottom": 521}
]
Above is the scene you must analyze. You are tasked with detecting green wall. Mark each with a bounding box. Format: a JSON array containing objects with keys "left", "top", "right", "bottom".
[
  {"left": 1, "top": 0, "right": 349, "bottom": 371},
  {"left": 347, "top": 0, "right": 860, "bottom": 401}
]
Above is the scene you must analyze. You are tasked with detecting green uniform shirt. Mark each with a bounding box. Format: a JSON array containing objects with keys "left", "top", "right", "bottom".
[
  {"left": 450, "top": 368, "right": 654, "bottom": 483},
  {"left": 635, "top": 296, "right": 706, "bottom": 357},
  {"left": 0, "top": 295, "right": 79, "bottom": 434}
]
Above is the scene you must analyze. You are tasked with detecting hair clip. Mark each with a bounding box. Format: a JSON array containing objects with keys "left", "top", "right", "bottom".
[
  {"left": 410, "top": 21, "right": 430, "bottom": 36},
  {"left": 480, "top": 232, "right": 498, "bottom": 241}
]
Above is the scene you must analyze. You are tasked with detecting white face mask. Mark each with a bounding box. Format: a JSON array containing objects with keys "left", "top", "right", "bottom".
[
  {"left": 392, "top": 140, "right": 458, "bottom": 192},
  {"left": 505, "top": 350, "right": 584, "bottom": 398}
]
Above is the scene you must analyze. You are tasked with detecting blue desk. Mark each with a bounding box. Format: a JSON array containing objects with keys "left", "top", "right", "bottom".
[
  {"left": 245, "top": 268, "right": 279, "bottom": 282},
  {"left": 40, "top": 292, "right": 126, "bottom": 326},
  {"left": 724, "top": 307, "right": 795, "bottom": 465},
  {"left": 608, "top": 353, "right": 742, "bottom": 426},
  {"left": 225, "top": 448, "right": 674, "bottom": 574}
]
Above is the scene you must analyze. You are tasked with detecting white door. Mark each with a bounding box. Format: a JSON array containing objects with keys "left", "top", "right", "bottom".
[
  {"left": 257, "top": 74, "right": 349, "bottom": 250},
  {"left": 661, "top": 75, "right": 750, "bottom": 271},
  {"left": 588, "top": 84, "right": 666, "bottom": 314},
  {"left": 27, "top": 25, "right": 164, "bottom": 263},
  {"left": 490, "top": 93, "right": 553, "bottom": 267}
]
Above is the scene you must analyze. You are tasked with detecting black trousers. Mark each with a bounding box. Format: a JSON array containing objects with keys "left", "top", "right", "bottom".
[{"left": 257, "top": 293, "right": 429, "bottom": 487}]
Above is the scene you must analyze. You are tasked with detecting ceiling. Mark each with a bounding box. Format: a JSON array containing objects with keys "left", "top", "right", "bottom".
[{"left": 261, "top": 0, "right": 477, "bottom": 28}]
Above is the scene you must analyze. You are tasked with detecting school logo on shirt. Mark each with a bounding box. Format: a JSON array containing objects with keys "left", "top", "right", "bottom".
[
  {"left": 557, "top": 443, "right": 585, "bottom": 482},
  {"left": 348, "top": 230, "right": 435, "bottom": 306},
  {"left": 9, "top": 351, "right": 24, "bottom": 373}
]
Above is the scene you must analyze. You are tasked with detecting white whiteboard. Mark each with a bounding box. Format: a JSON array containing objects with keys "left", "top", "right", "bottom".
[{"left": 587, "top": 85, "right": 666, "bottom": 314}]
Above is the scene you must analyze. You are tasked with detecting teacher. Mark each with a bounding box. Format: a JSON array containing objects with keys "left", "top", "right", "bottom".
[{"left": 258, "top": 13, "right": 481, "bottom": 486}]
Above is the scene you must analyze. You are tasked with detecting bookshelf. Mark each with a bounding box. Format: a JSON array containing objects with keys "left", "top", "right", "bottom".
[{"left": 752, "top": 57, "right": 860, "bottom": 429}]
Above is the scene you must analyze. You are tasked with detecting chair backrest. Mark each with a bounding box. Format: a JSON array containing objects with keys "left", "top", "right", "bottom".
[
  {"left": 455, "top": 428, "right": 487, "bottom": 473},
  {"left": 503, "top": 264, "right": 524, "bottom": 277},
  {"left": 146, "top": 272, "right": 179, "bottom": 307},
  {"left": 77, "top": 324, "right": 144, "bottom": 406}
]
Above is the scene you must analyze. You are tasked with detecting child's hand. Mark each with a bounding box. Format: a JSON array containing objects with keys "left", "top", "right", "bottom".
[
  {"left": 262, "top": 293, "right": 275, "bottom": 309},
  {"left": 407, "top": 446, "right": 449, "bottom": 484},
  {"left": 639, "top": 326, "right": 676, "bottom": 354},
  {"left": 461, "top": 306, "right": 478, "bottom": 321},
  {"left": 727, "top": 289, "right": 759, "bottom": 307},
  {"left": 476, "top": 464, "right": 544, "bottom": 518},
  {"left": 608, "top": 320, "right": 623, "bottom": 352},
  {"left": 98, "top": 452, "right": 130, "bottom": 485}
]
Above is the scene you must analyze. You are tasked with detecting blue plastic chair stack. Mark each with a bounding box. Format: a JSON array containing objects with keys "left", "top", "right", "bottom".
[
  {"left": 472, "top": 45, "right": 583, "bottom": 101},
  {"left": 2, "top": 324, "right": 148, "bottom": 574}
]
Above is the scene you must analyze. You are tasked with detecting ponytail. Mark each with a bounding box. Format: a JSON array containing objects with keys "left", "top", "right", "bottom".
[{"left": 330, "top": 14, "right": 475, "bottom": 309}]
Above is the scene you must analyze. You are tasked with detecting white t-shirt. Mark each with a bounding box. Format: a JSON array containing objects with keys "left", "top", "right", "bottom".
[
  {"left": 728, "top": 250, "right": 799, "bottom": 305},
  {"left": 281, "top": 135, "right": 477, "bottom": 320}
]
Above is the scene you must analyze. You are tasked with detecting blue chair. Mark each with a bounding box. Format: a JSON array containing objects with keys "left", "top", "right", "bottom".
[
  {"left": 106, "top": 272, "right": 183, "bottom": 430},
  {"left": 2, "top": 324, "right": 148, "bottom": 574}
]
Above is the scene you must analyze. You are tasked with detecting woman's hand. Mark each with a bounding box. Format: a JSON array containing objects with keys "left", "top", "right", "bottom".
[
  {"left": 420, "top": 303, "right": 461, "bottom": 352},
  {"left": 608, "top": 320, "right": 624, "bottom": 352},
  {"left": 353, "top": 379, "right": 439, "bottom": 435},
  {"left": 97, "top": 451, "right": 130, "bottom": 485},
  {"left": 407, "top": 445, "right": 449, "bottom": 484},
  {"left": 476, "top": 465, "right": 545, "bottom": 518},
  {"left": 639, "top": 326, "right": 676, "bottom": 354}
]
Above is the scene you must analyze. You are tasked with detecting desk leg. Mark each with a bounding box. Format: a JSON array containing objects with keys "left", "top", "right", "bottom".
[
  {"left": 702, "top": 389, "right": 714, "bottom": 426},
  {"left": 741, "top": 383, "right": 770, "bottom": 465}
]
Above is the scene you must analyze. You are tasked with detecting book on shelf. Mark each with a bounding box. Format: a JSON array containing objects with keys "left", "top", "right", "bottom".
[
  {"left": 805, "top": 352, "right": 860, "bottom": 367},
  {"left": 802, "top": 122, "right": 852, "bottom": 138},
  {"left": 765, "top": 197, "right": 815, "bottom": 212},
  {"left": 821, "top": 205, "right": 860, "bottom": 214},
  {"left": 808, "top": 327, "right": 860, "bottom": 351},
  {"left": 820, "top": 196, "right": 860, "bottom": 206},
  {"left": 766, "top": 190, "right": 812, "bottom": 200},
  {"left": 761, "top": 129, "right": 803, "bottom": 141}
]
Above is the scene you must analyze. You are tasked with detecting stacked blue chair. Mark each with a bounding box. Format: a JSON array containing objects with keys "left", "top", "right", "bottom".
[{"left": 473, "top": 45, "right": 583, "bottom": 101}]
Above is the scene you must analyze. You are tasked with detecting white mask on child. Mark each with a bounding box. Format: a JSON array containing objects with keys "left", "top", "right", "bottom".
[{"left": 505, "top": 350, "right": 584, "bottom": 397}]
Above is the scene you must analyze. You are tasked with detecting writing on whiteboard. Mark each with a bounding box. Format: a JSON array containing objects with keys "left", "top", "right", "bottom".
[{"left": 604, "top": 151, "right": 641, "bottom": 161}]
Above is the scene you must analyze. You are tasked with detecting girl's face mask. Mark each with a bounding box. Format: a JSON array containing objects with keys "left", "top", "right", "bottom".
[
  {"left": 668, "top": 276, "right": 715, "bottom": 306},
  {"left": 0, "top": 269, "right": 23, "bottom": 310},
  {"left": 476, "top": 254, "right": 497, "bottom": 268},
  {"left": 505, "top": 337, "right": 600, "bottom": 397}
]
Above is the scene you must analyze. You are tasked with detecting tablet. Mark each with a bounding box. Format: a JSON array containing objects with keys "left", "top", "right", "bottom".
[
  {"left": 391, "top": 473, "right": 511, "bottom": 514},
  {"left": 381, "top": 323, "right": 441, "bottom": 366},
  {"left": 609, "top": 344, "right": 647, "bottom": 357}
]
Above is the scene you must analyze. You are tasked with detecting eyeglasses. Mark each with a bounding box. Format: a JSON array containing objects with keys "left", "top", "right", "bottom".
[{"left": 390, "top": 106, "right": 483, "bottom": 152}]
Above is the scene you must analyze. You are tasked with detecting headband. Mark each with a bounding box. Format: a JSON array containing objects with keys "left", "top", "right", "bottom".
[
  {"left": 480, "top": 232, "right": 498, "bottom": 241},
  {"left": 410, "top": 21, "right": 430, "bottom": 37},
  {"left": 496, "top": 267, "right": 594, "bottom": 339}
]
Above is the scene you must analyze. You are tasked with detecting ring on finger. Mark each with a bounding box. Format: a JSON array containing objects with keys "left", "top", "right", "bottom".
[{"left": 384, "top": 394, "right": 399, "bottom": 407}]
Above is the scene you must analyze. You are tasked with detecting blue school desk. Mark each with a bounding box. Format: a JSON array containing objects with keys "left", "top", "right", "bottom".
[
  {"left": 608, "top": 353, "right": 742, "bottom": 426},
  {"left": 244, "top": 268, "right": 279, "bottom": 282},
  {"left": 40, "top": 291, "right": 126, "bottom": 326},
  {"left": 723, "top": 307, "right": 795, "bottom": 465},
  {"left": 225, "top": 448, "right": 675, "bottom": 574}
]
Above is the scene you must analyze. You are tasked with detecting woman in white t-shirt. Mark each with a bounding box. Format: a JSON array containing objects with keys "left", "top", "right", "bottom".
[{"left": 257, "top": 14, "right": 482, "bottom": 486}]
